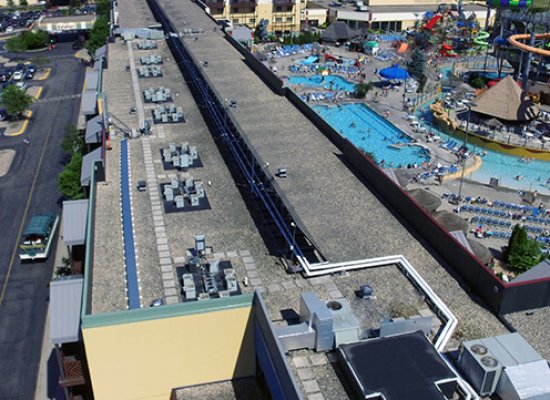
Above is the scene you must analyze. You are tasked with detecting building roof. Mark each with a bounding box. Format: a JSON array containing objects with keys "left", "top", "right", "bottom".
[
  {"left": 50, "top": 275, "right": 84, "bottom": 345},
  {"left": 472, "top": 76, "right": 539, "bottom": 121},
  {"left": 95, "top": 45, "right": 107, "bottom": 61},
  {"left": 81, "top": 91, "right": 97, "bottom": 116},
  {"left": 84, "top": 70, "right": 99, "bottom": 92},
  {"left": 81, "top": 147, "right": 102, "bottom": 187},
  {"left": 85, "top": 114, "right": 103, "bottom": 144},
  {"left": 62, "top": 199, "right": 89, "bottom": 247},
  {"left": 449, "top": 230, "right": 473, "bottom": 252},
  {"left": 231, "top": 25, "right": 253, "bottom": 43},
  {"left": 338, "top": 331, "right": 456, "bottom": 400},
  {"left": 511, "top": 258, "right": 550, "bottom": 283}
]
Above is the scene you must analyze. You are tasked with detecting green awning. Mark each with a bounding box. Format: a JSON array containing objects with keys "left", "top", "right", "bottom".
[{"left": 23, "top": 213, "right": 57, "bottom": 237}]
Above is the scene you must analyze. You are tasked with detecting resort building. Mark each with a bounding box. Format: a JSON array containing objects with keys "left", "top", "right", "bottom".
[
  {"left": 206, "top": 0, "right": 302, "bottom": 35},
  {"left": 328, "top": 2, "right": 494, "bottom": 32}
]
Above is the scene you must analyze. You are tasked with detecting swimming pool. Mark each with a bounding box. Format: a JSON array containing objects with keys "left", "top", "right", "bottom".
[
  {"left": 314, "top": 103, "right": 431, "bottom": 167},
  {"left": 420, "top": 106, "right": 550, "bottom": 195},
  {"left": 288, "top": 75, "right": 357, "bottom": 92}
]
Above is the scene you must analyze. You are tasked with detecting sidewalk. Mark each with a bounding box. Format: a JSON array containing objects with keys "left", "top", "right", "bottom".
[{"left": 34, "top": 218, "right": 68, "bottom": 400}]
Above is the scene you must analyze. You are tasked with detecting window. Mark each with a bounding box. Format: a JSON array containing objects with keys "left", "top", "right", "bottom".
[
  {"left": 232, "top": 18, "right": 239, "bottom": 23},
  {"left": 233, "top": 7, "right": 238, "bottom": 12},
  {"left": 275, "top": 17, "right": 282, "bottom": 22},
  {"left": 286, "top": 16, "right": 292, "bottom": 22},
  {"left": 249, "top": 18, "right": 256, "bottom": 23},
  {"left": 275, "top": 6, "right": 282, "bottom": 11},
  {"left": 286, "top": 6, "right": 292, "bottom": 11}
]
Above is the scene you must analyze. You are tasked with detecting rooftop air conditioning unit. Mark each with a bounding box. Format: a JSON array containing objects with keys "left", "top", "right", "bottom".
[{"left": 458, "top": 342, "right": 502, "bottom": 396}]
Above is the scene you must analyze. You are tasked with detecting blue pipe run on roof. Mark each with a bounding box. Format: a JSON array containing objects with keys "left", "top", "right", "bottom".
[{"left": 120, "top": 139, "right": 140, "bottom": 309}]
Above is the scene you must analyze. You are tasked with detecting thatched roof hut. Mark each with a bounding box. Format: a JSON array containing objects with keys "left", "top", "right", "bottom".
[{"left": 471, "top": 76, "right": 539, "bottom": 122}]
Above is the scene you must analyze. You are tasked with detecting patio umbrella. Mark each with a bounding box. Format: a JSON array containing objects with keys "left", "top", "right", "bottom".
[
  {"left": 408, "top": 189, "right": 442, "bottom": 214},
  {"left": 433, "top": 210, "right": 469, "bottom": 232},
  {"left": 467, "top": 239, "right": 493, "bottom": 265},
  {"left": 379, "top": 64, "right": 409, "bottom": 80}
]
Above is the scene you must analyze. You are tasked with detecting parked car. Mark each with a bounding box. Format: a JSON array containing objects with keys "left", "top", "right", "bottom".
[
  {"left": 15, "top": 81, "right": 27, "bottom": 91},
  {"left": 12, "top": 70, "right": 23, "bottom": 81},
  {"left": 24, "top": 70, "right": 34, "bottom": 80}
]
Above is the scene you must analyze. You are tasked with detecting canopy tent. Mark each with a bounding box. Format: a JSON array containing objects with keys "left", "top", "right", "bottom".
[
  {"left": 379, "top": 64, "right": 409, "bottom": 80},
  {"left": 321, "top": 22, "right": 358, "bottom": 42},
  {"left": 471, "top": 76, "right": 539, "bottom": 122}
]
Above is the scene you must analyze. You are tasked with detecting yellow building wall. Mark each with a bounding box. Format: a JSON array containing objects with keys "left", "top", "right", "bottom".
[
  {"left": 256, "top": 2, "right": 274, "bottom": 29},
  {"left": 83, "top": 306, "right": 255, "bottom": 400}
]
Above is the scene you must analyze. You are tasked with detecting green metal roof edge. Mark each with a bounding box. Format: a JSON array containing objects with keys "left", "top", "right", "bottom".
[
  {"left": 81, "top": 159, "right": 101, "bottom": 320},
  {"left": 81, "top": 293, "right": 254, "bottom": 329}
]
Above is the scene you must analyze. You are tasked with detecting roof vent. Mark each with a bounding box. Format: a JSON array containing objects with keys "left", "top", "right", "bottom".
[{"left": 327, "top": 300, "right": 342, "bottom": 311}]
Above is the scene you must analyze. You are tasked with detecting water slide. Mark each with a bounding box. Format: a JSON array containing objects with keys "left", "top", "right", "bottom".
[
  {"left": 424, "top": 14, "right": 442, "bottom": 32},
  {"left": 508, "top": 32, "right": 550, "bottom": 57},
  {"left": 474, "top": 30, "right": 490, "bottom": 49}
]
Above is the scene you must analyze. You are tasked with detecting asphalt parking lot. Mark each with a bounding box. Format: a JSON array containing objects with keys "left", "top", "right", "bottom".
[{"left": 0, "top": 41, "right": 84, "bottom": 400}]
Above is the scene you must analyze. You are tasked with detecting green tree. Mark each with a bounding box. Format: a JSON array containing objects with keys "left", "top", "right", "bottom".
[
  {"left": 7, "top": 0, "right": 14, "bottom": 7},
  {"left": 95, "top": 0, "right": 111, "bottom": 17},
  {"left": 505, "top": 224, "right": 544, "bottom": 272},
  {"left": 86, "top": 15, "right": 110, "bottom": 53},
  {"left": 1, "top": 85, "right": 34, "bottom": 120},
  {"left": 408, "top": 48, "right": 427, "bottom": 90},
  {"left": 59, "top": 152, "right": 85, "bottom": 199},
  {"left": 355, "top": 81, "right": 373, "bottom": 99},
  {"left": 19, "top": 0, "right": 28, "bottom": 6},
  {"left": 61, "top": 124, "right": 85, "bottom": 155},
  {"left": 6, "top": 31, "right": 48, "bottom": 52}
]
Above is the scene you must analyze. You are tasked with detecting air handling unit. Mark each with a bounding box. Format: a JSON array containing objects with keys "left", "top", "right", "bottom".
[
  {"left": 457, "top": 342, "right": 502, "bottom": 396},
  {"left": 458, "top": 333, "right": 550, "bottom": 399}
]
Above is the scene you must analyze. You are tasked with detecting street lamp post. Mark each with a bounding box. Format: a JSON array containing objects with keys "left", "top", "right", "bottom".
[{"left": 458, "top": 101, "right": 476, "bottom": 201}]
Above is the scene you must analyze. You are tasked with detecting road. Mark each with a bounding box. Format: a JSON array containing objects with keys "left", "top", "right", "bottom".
[{"left": 0, "top": 42, "right": 85, "bottom": 400}]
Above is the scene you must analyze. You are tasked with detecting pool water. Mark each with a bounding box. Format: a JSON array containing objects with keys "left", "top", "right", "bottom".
[
  {"left": 420, "top": 106, "right": 550, "bottom": 195},
  {"left": 314, "top": 103, "right": 431, "bottom": 167},
  {"left": 288, "top": 75, "right": 357, "bottom": 92}
]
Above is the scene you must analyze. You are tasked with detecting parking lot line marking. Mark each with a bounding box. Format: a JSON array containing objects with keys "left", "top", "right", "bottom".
[
  {"left": 33, "top": 86, "right": 43, "bottom": 100},
  {"left": 4, "top": 110, "right": 33, "bottom": 137},
  {"left": 37, "top": 68, "right": 51, "bottom": 81}
]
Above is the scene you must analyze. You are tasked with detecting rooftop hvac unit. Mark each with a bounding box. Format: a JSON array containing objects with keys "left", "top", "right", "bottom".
[{"left": 458, "top": 342, "right": 503, "bottom": 396}]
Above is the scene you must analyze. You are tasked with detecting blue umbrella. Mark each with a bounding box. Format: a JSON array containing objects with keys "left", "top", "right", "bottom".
[{"left": 379, "top": 64, "right": 410, "bottom": 80}]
